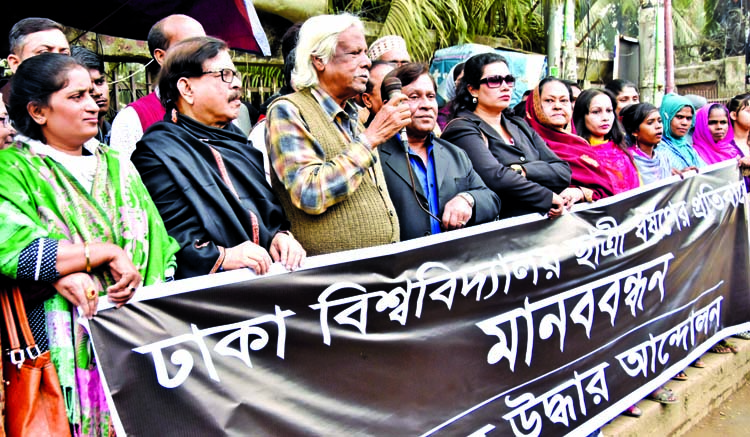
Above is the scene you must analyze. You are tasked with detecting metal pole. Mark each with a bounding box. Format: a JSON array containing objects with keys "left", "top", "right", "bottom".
[{"left": 664, "top": 0, "right": 675, "bottom": 93}]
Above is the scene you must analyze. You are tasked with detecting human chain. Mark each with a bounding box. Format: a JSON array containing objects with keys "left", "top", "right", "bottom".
[{"left": 476, "top": 254, "right": 673, "bottom": 371}]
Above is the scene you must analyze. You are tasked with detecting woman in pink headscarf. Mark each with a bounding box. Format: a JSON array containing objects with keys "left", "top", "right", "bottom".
[
  {"left": 693, "top": 102, "right": 750, "bottom": 190},
  {"left": 691, "top": 103, "right": 741, "bottom": 164}
]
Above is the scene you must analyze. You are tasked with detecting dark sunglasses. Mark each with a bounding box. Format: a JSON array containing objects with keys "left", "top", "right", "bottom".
[{"left": 479, "top": 74, "right": 516, "bottom": 88}]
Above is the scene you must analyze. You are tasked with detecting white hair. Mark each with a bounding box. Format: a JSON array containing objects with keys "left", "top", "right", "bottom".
[{"left": 292, "top": 13, "right": 364, "bottom": 90}]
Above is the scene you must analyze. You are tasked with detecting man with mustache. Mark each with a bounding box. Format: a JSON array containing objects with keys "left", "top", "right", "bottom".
[
  {"left": 133, "top": 36, "right": 306, "bottom": 279},
  {"left": 378, "top": 64, "right": 500, "bottom": 241},
  {"left": 266, "top": 13, "right": 412, "bottom": 255}
]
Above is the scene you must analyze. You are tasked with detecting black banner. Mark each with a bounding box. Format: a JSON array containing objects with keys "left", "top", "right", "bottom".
[{"left": 88, "top": 162, "right": 750, "bottom": 436}]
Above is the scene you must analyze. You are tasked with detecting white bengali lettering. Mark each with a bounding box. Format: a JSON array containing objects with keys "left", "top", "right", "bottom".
[{"left": 133, "top": 306, "right": 295, "bottom": 388}]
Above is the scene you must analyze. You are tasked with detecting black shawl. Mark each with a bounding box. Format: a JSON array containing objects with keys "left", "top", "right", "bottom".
[{"left": 133, "top": 113, "right": 289, "bottom": 279}]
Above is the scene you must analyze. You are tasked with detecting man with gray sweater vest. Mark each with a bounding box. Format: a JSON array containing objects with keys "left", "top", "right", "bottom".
[{"left": 266, "top": 14, "right": 412, "bottom": 256}]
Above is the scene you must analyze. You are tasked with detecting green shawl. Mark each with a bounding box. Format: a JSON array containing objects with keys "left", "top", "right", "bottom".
[{"left": 0, "top": 138, "right": 179, "bottom": 435}]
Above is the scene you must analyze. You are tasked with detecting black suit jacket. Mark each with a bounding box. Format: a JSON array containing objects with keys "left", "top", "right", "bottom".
[
  {"left": 441, "top": 110, "right": 571, "bottom": 218},
  {"left": 379, "top": 135, "right": 501, "bottom": 241}
]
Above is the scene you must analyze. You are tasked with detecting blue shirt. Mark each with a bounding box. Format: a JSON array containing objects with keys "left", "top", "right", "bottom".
[{"left": 401, "top": 133, "right": 441, "bottom": 235}]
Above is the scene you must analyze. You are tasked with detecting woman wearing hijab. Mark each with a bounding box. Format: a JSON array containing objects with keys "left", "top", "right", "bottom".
[
  {"left": 658, "top": 93, "right": 705, "bottom": 171},
  {"left": 691, "top": 103, "right": 744, "bottom": 165}
]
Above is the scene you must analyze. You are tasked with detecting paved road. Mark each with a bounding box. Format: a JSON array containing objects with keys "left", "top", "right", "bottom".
[{"left": 682, "top": 379, "right": 750, "bottom": 437}]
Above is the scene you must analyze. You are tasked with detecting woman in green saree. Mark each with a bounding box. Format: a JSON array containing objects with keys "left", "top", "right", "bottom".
[{"left": 1, "top": 53, "right": 179, "bottom": 436}]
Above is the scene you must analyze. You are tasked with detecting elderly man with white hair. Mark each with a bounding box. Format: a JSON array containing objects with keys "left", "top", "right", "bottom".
[{"left": 266, "top": 13, "right": 412, "bottom": 256}]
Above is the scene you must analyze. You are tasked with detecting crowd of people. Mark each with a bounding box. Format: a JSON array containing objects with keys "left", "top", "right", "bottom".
[{"left": 1, "top": 12, "right": 748, "bottom": 435}]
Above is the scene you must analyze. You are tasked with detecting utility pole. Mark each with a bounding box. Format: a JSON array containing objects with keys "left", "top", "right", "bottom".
[
  {"left": 546, "top": 0, "right": 564, "bottom": 77},
  {"left": 639, "top": 0, "right": 666, "bottom": 106},
  {"left": 664, "top": 0, "right": 675, "bottom": 93}
]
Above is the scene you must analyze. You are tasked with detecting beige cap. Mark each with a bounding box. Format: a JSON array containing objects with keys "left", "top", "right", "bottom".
[{"left": 368, "top": 35, "right": 407, "bottom": 61}]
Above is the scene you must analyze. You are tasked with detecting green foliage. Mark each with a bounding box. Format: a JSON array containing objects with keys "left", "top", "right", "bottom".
[
  {"left": 572, "top": 0, "right": 721, "bottom": 64},
  {"left": 329, "top": 0, "right": 547, "bottom": 59},
  {"left": 0, "top": 59, "right": 10, "bottom": 78},
  {"left": 327, "top": 0, "right": 728, "bottom": 63},
  {"left": 574, "top": 0, "right": 638, "bottom": 52},
  {"left": 466, "top": 0, "right": 546, "bottom": 51},
  {"left": 694, "top": 0, "right": 747, "bottom": 61},
  {"left": 240, "top": 64, "right": 284, "bottom": 91}
]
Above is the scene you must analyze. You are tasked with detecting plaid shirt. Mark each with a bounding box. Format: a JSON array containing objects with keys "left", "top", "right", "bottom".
[{"left": 266, "top": 86, "right": 377, "bottom": 215}]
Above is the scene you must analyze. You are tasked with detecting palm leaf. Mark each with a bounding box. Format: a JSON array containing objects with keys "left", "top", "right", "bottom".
[{"left": 375, "top": 0, "right": 468, "bottom": 61}]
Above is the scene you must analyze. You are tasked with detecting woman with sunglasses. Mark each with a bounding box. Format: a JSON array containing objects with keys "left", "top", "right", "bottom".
[
  {"left": 441, "top": 53, "right": 570, "bottom": 218},
  {"left": 525, "top": 78, "right": 633, "bottom": 206},
  {"left": 0, "top": 53, "right": 179, "bottom": 435}
]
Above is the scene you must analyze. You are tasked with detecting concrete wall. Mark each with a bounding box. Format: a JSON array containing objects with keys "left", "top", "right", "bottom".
[
  {"left": 674, "top": 56, "right": 746, "bottom": 99},
  {"left": 575, "top": 47, "right": 614, "bottom": 86}
]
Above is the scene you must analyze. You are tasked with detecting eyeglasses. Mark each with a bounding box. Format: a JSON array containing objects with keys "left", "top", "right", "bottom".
[
  {"left": 201, "top": 68, "right": 242, "bottom": 83},
  {"left": 0, "top": 116, "right": 9, "bottom": 128},
  {"left": 479, "top": 75, "right": 516, "bottom": 88}
]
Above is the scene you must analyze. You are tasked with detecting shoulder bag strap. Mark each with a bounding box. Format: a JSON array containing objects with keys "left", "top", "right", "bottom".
[
  {"left": 11, "top": 286, "right": 39, "bottom": 360},
  {"left": 1, "top": 288, "right": 24, "bottom": 366}
]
